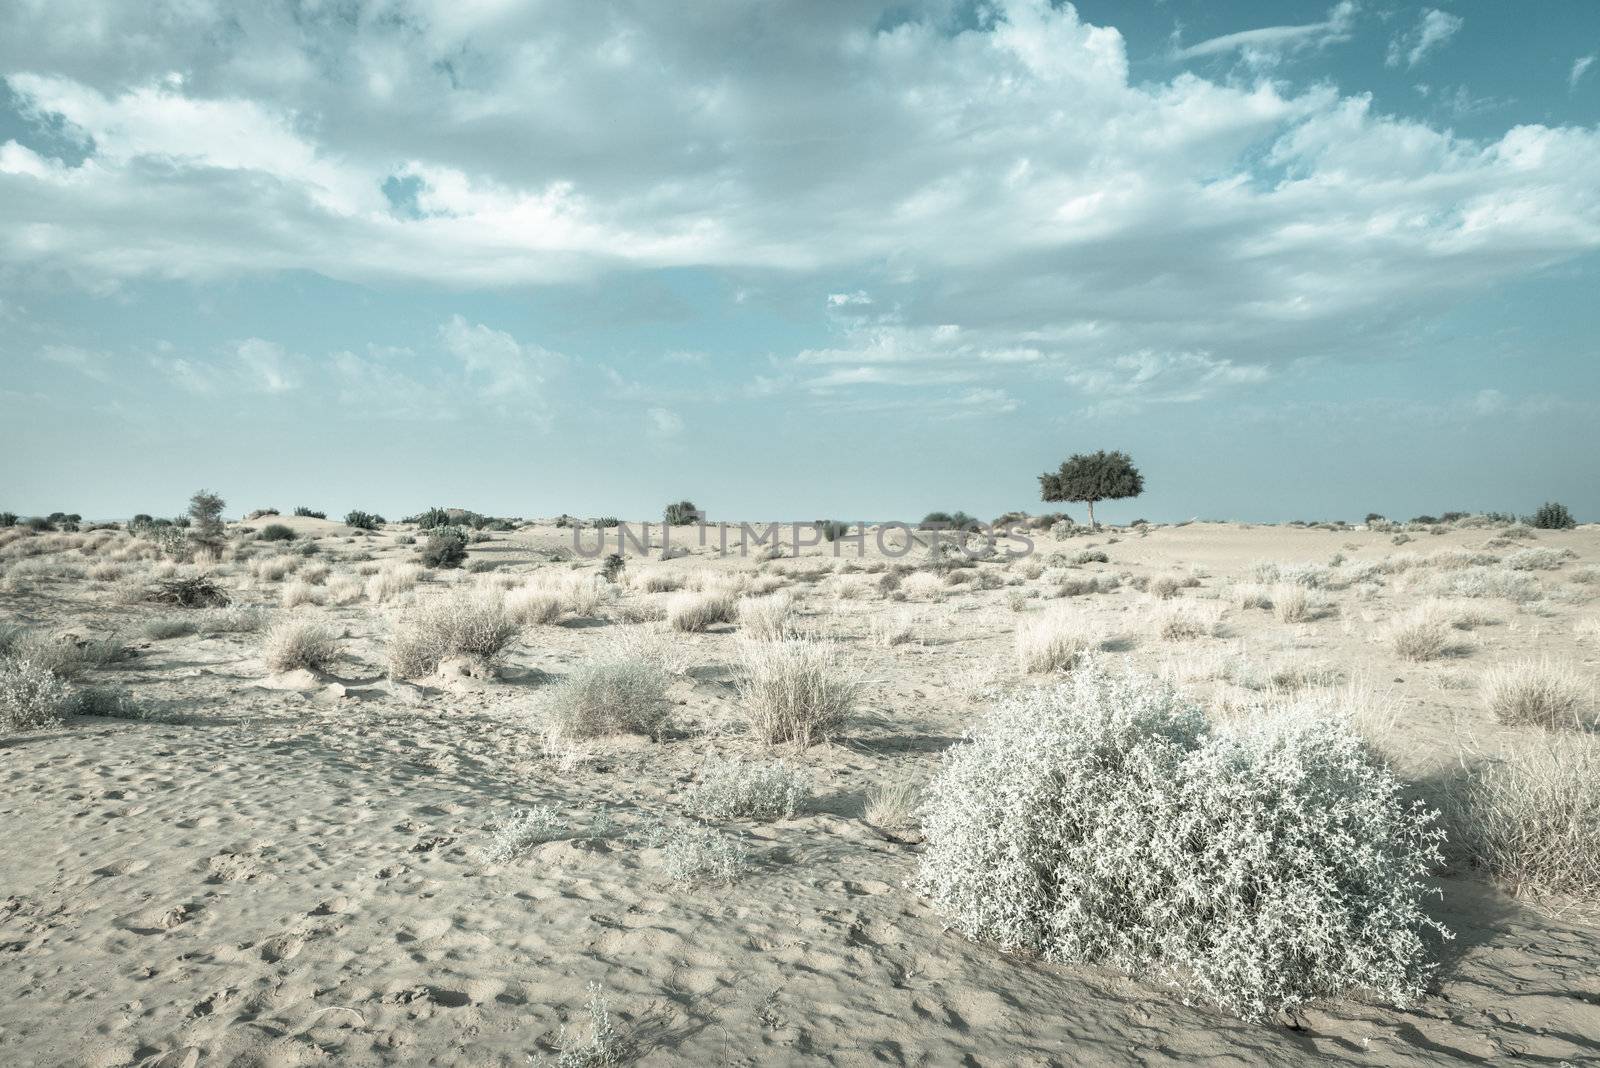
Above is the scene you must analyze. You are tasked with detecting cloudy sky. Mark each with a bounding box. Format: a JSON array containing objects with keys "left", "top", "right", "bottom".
[{"left": 3, "top": 0, "right": 1598, "bottom": 524}]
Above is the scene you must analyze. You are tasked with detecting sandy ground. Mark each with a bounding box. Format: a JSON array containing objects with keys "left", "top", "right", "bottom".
[{"left": 2, "top": 516, "right": 1599, "bottom": 1066}]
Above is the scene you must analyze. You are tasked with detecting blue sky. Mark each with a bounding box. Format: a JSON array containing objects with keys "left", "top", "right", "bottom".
[{"left": 2, "top": 1, "right": 1597, "bottom": 524}]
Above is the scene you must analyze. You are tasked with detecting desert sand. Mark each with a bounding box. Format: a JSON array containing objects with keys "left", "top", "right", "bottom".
[{"left": 3, "top": 515, "right": 1598, "bottom": 1066}]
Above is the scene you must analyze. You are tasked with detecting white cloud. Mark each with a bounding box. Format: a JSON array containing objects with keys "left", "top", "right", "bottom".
[
  {"left": 0, "top": 0, "right": 1596, "bottom": 413},
  {"left": 1171, "top": 2, "right": 1356, "bottom": 65},
  {"left": 232, "top": 338, "right": 302, "bottom": 393},
  {"left": 438, "top": 315, "right": 561, "bottom": 400},
  {"left": 38, "top": 344, "right": 110, "bottom": 381},
  {"left": 1387, "top": 9, "right": 1464, "bottom": 69},
  {"left": 646, "top": 407, "right": 684, "bottom": 438},
  {"left": 1572, "top": 55, "right": 1596, "bottom": 92}
]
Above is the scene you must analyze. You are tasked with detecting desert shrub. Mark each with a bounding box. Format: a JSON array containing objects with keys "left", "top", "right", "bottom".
[
  {"left": 292, "top": 506, "right": 326, "bottom": 519},
  {"left": 141, "top": 616, "right": 198, "bottom": 640},
  {"left": 258, "top": 523, "right": 296, "bottom": 542},
  {"left": 663, "top": 500, "right": 701, "bottom": 525},
  {"left": 1151, "top": 600, "right": 1224, "bottom": 641},
  {"left": 386, "top": 589, "right": 520, "bottom": 678},
  {"left": 280, "top": 579, "right": 324, "bottom": 609},
  {"left": 0, "top": 657, "right": 73, "bottom": 733},
  {"left": 666, "top": 590, "right": 736, "bottom": 632},
  {"left": 542, "top": 655, "right": 671, "bottom": 739},
  {"left": 631, "top": 818, "right": 752, "bottom": 884},
  {"left": 1445, "top": 737, "right": 1600, "bottom": 899},
  {"left": 1015, "top": 605, "right": 1100, "bottom": 673},
  {"left": 195, "top": 605, "right": 267, "bottom": 635},
  {"left": 868, "top": 608, "right": 917, "bottom": 647},
  {"left": 1387, "top": 606, "right": 1457, "bottom": 662},
  {"left": 736, "top": 637, "right": 860, "bottom": 745},
  {"left": 344, "top": 510, "right": 385, "bottom": 530},
  {"left": 261, "top": 619, "right": 339, "bottom": 673},
  {"left": 1481, "top": 659, "right": 1595, "bottom": 729},
  {"left": 682, "top": 756, "right": 810, "bottom": 821},
  {"left": 600, "top": 553, "right": 625, "bottom": 583},
  {"left": 916, "top": 660, "right": 1448, "bottom": 1020},
  {"left": 1424, "top": 566, "right": 1541, "bottom": 602},
  {"left": 1530, "top": 501, "right": 1576, "bottom": 530},
  {"left": 0, "top": 513, "right": 15, "bottom": 527},
  {"left": 1505, "top": 547, "right": 1567, "bottom": 571},
  {"left": 483, "top": 806, "right": 570, "bottom": 864},
  {"left": 637, "top": 569, "right": 685, "bottom": 593},
  {"left": 807, "top": 519, "right": 847, "bottom": 543},
  {"left": 736, "top": 592, "right": 798, "bottom": 640},
  {"left": 68, "top": 686, "right": 149, "bottom": 720},
  {"left": 322, "top": 576, "right": 362, "bottom": 605},
  {"left": 253, "top": 555, "right": 298, "bottom": 582},
  {"left": 1073, "top": 550, "right": 1109, "bottom": 565},
  {"left": 420, "top": 527, "right": 468, "bottom": 569},
  {"left": 366, "top": 561, "right": 424, "bottom": 602}
]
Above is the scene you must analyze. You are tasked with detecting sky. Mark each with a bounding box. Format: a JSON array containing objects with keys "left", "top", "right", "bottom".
[{"left": 2, "top": 0, "right": 1598, "bottom": 525}]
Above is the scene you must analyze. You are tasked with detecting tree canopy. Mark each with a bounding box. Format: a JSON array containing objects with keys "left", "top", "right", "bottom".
[{"left": 1038, "top": 451, "right": 1144, "bottom": 528}]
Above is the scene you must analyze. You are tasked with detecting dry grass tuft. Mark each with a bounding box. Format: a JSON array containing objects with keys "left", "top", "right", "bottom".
[
  {"left": 736, "top": 637, "right": 861, "bottom": 745},
  {"left": 261, "top": 619, "right": 339, "bottom": 673},
  {"left": 1015, "top": 605, "right": 1101, "bottom": 673},
  {"left": 1480, "top": 659, "right": 1595, "bottom": 729},
  {"left": 667, "top": 590, "right": 736, "bottom": 632}
]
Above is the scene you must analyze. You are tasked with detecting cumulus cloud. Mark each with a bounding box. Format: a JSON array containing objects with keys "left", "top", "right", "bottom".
[
  {"left": 0, "top": 0, "right": 1597, "bottom": 415},
  {"left": 1387, "top": 9, "right": 1464, "bottom": 69}
]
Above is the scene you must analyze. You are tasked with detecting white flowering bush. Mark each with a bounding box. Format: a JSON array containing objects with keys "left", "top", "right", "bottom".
[{"left": 916, "top": 657, "right": 1448, "bottom": 1019}]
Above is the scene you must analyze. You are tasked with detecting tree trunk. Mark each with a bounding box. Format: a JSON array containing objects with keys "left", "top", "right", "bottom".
[{"left": 1086, "top": 499, "right": 1097, "bottom": 529}]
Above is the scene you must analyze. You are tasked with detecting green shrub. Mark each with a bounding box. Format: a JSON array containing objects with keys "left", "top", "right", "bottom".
[
  {"left": 344, "top": 510, "right": 385, "bottom": 530},
  {"left": 292, "top": 506, "right": 326, "bottom": 519},
  {"left": 0, "top": 512, "right": 16, "bottom": 528},
  {"left": 664, "top": 500, "right": 701, "bottom": 525},
  {"left": 1531, "top": 501, "right": 1576, "bottom": 530},
  {"left": 817, "top": 520, "right": 850, "bottom": 542},
  {"left": 420, "top": 527, "right": 468, "bottom": 569},
  {"left": 258, "top": 523, "right": 296, "bottom": 542}
]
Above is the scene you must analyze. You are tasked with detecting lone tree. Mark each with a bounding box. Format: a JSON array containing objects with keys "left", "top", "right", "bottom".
[
  {"left": 1038, "top": 450, "right": 1144, "bottom": 530},
  {"left": 188, "top": 489, "right": 226, "bottom": 551}
]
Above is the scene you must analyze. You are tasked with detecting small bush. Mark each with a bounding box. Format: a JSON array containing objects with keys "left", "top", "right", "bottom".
[
  {"left": 1480, "top": 659, "right": 1595, "bottom": 729},
  {"left": 682, "top": 756, "right": 810, "bottom": 821},
  {"left": 141, "top": 616, "right": 198, "bottom": 641},
  {"left": 0, "top": 658, "right": 72, "bottom": 733},
  {"left": 196, "top": 606, "right": 267, "bottom": 635},
  {"left": 736, "top": 637, "right": 860, "bottom": 745},
  {"left": 663, "top": 500, "right": 701, "bottom": 526},
  {"left": 344, "top": 510, "right": 385, "bottom": 530},
  {"left": 261, "top": 619, "right": 339, "bottom": 673},
  {"left": 864, "top": 781, "right": 920, "bottom": 832},
  {"left": 420, "top": 527, "right": 468, "bottom": 569},
  {"left": 542, "top": 656, "right": 671, "bottom": 740},
  {"left": 366, "top": 562, "right": 424, "bottom": 603},
  {"left": 258, "top": 523, "right": 296, "bottom": 542},
  {"left": 292, "top": 507, "right": 327, "bottom": 519},
  {"left": 632, "top": 818, "right": 752, "bottom": 884},
  {"left": 916, "top": 659, "right": 1448, "bottom": 1020},
  {"left": 816, "top": 520, "right": 850, "bottom": 543},
  {"left": 1505, "top": 547, "right": 1567, "bottom": 571},
  {"left": 1530, "top": 501, "right": 1576, "bottom": 530},
  {"left": 483, "top": 806, "right": 570, "bottom": 864},
  {"left": 280, "top": 579, "right": 324, "bottom": 608},
  {"left": 386, "top": 589, "right": 520, "bottom": 678}
]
